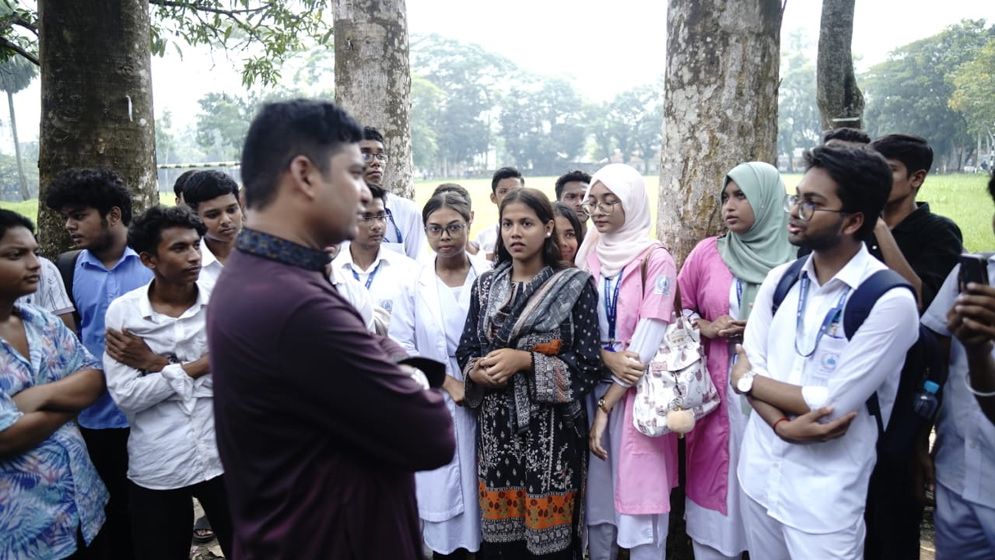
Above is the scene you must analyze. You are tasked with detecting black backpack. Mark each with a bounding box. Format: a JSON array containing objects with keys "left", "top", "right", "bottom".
[
  {"left": 771, "top": 257, "right": 948, "bottom": 459},
  {"left": 55, "top": 249, "right": 83, "bottom": 330}
]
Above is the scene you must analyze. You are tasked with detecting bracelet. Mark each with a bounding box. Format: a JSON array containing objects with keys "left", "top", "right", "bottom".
[
  {"left": 597, "top": 397, "right": 612, "bottom": 414},
  {"left": 965, "top": 376, "right": 995, "bottom": 397},
  {"left": 772, "top": 416, "right": 790, "bottom": 433}
]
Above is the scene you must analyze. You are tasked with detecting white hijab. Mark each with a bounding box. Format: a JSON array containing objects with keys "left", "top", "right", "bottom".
[{"left": 574, "top": 163, "right": 656, "bottom": 277}]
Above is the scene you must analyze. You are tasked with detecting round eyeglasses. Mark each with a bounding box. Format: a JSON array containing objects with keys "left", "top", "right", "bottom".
[{"left": 784, "top": 195, "right": 848, "bottom": 222}]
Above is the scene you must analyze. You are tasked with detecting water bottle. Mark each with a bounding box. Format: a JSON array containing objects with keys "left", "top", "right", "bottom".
[{"left": 912, "top": 380, "right": 940, "bottom": 420}]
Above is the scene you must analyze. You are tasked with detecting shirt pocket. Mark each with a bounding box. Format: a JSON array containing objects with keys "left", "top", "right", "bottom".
[{"left": 806, "top": 333, "right": 848, "bottom": 387}]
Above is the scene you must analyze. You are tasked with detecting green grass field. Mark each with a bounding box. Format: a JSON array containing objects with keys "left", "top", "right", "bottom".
[{"left": 4, "top": 173, "right": 991, "bottom": 252}]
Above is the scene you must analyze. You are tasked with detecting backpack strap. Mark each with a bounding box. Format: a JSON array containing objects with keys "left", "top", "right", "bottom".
[
  {"left": 840, "top": 269, "right": 915, "bottom": 436},
  {"left": 771, "top": 257, "right": 808, "bottom": 315}
]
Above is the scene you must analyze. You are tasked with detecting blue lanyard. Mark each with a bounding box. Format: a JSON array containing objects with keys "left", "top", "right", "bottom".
[
  {"left": 794, "top": 273, "right": 850, "bottom": 358},
  {"left": 603, "top": 274, "right": 623, "bottom": 350},
  {"left": 386, "top": 209, "right": 403, "bottom": 244},
  {"left": 735, "top": 278, "right": 744, "bottom": 318},
  {"left": 352, "top": 260, "right": 384, "bottom": 290}
]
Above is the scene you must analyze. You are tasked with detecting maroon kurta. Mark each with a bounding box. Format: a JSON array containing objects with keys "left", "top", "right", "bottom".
[{"left": 207, "top": 229, "right": 455, "bottom": 559}]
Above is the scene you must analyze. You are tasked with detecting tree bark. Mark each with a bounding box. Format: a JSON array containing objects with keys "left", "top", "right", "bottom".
[
  {"left": 333, "top": 0, "right": 414, "bottom": 199},
  {"left": 37, "top": 0, "right": 158, "bottom": 257},
  {"left": 657, "top": 0, "right": 783, "bottom": 266},
  {"left": 816, "top": 0, "right": 864, "bottom": 130},
  {"left": 7, "top": 91, "right": 29, "bottom": 200}
]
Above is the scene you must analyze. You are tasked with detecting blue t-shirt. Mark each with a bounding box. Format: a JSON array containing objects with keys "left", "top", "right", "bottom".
[{"left": 74, "top": 247, "right": 153, "bottom": 429}]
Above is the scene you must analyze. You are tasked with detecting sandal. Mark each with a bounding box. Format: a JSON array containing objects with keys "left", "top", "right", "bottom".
[{"left": 192, "top": 515, "right": 215, "bottom": 544}]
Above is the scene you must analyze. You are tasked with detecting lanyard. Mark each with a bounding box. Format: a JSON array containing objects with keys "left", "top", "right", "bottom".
[
  {"left": 352, "top": 260, "right": 384, "bottom": 290},
  {"left": 603, "top": 273, "right": 623, "bottom": 350},
  {"left": 386, "top": 210, "right": 403, "bottom": 244},
  {"left": 794, "top": 273, "right": 850, "bottom": 358},
  {"left": 735, "top": 278, "right": 744, "bottom": 319}
]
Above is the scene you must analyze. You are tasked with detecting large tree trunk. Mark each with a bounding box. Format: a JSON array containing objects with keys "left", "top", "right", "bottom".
[
  {"left": 657, "top": 0, "right": 783, "bottom": 266},
  {"left": 816, "top": 0, "right": 864, "bottom": 130},
  {"left": 37, "top": 0, "right": 157, "bottom": 257},
  {"left": 7, "top": 91, "right": 29, "bottom": 200},
  {"left": 333, "top": 0, "right": 414, "bottom": 199}
]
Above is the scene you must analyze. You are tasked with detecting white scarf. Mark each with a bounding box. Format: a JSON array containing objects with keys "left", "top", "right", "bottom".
[{"left": 574, "top": 163, "right": 656, "bottom": 277}]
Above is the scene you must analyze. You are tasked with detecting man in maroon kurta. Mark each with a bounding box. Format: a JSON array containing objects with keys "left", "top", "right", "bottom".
[{"left": 207, "top": 99, "right": 454, "bottom": 558}]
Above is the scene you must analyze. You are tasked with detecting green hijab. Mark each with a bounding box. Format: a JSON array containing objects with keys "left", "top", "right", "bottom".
[{"left": 716, "top": 162, "right": 794, "bottom": 320}]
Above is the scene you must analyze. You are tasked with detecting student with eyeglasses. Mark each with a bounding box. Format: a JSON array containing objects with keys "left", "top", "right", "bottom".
[
  {"left": 389, "top": 190, "right": 491, "bottom": 559},
  {"left": 731, "top": 145, "right": 918, "bottom": 559},
  {"left": 361, "top": 127, "right": 426, "bottom": 260},
  {"left": 331, "top": 184, "right": 421, "bottom": 334}
]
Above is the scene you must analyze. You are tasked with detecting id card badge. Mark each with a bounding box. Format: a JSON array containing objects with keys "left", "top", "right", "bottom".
[{"left": 809, "top": 322, "right": 846, "bottom": 385}]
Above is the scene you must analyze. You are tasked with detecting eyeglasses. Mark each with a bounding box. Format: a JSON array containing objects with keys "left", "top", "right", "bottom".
[
  {"left": 425, "top": 223, "right": 467, "bottom": 237},
  {"left": 580, "top": 199, "right": 620, "bottom": 216},
  {"left": 361, "top": 152, "right": 388, "bottom": 164},
  {"left": 784, "top": 195, "right": 848, "bottom": 222},
  {"left": 358, "top": 212, "right": 389, "bottom": 224}
]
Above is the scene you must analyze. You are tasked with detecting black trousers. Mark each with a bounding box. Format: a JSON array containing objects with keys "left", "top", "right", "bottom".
[
  {"left": 129, "top": 475, "right": 233, "bottom": 560},
  {"left": 79, "top": 427, "right": 134, "bottom": 560},
  {"left": 864, "top": 456, "right": 924, "bottom": 560}
]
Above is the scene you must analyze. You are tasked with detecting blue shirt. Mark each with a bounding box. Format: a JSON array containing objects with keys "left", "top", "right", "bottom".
[
  {"left": 73, "top": 247, "right": 153, "bottom": 429},
  {"left": 0, "top": 304, "right": 109, "bottom": 559}
]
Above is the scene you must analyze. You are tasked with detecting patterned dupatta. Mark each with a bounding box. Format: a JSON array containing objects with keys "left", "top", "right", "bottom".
[{"left": 474, "top": 261, "right": 589, "bottom": 433}]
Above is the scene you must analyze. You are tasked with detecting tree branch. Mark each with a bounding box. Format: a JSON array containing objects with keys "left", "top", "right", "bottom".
[
  {"left": 148, "top": 0, "right": 269, "bottom": 17},
  {"left": 0, "top": 36, "right": 38, "bottom": 66}
]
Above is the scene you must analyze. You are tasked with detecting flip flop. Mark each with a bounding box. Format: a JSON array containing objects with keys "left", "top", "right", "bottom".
[{"left": 192, "top": 515, "right": 215, "bottom": 544}]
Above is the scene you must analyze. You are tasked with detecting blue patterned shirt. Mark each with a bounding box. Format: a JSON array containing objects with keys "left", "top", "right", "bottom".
[{"left": 0, "top": 304, "right": 108, "bottom": 559}]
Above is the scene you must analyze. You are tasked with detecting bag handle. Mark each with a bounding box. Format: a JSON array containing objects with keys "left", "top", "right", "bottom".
[{"left": 639, "top": 245, "right": 683, "bottom": 316}]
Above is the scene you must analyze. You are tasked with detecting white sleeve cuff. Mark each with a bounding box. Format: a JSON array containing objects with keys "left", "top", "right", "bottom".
[
  {"left": 160, "top": 364, "right": 194, "bottom": 405},
  {"left": 802, "top": 385, "right": 830, "bottom": 410}
]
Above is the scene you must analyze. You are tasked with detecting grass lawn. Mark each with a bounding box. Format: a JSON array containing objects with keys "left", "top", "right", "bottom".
[{"left": 4, "top": 173, "right": 991, "bottom": 252}]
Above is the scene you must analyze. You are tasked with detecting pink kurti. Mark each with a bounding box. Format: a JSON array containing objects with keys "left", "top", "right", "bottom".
[
  {"left": 587, "top": 245, "right": 679, "bottom": 515},
  {"left": 677, "top": 236, "right": 735, "bottom": 514}
]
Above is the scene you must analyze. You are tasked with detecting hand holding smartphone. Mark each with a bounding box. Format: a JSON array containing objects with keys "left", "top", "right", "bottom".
[{"left": 958, "top": 253, "right": 990, "bottom": 292}]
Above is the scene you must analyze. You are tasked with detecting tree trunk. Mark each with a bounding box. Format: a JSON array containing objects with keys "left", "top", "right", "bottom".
[
  {"left": 7, "top": 91, "right": 29, "bottom": 201},
  {"left": 36, "top": 0, "right": 157, "bottom": 257},
  {"left": 333, "top": 0, "right": 415, "bottom": 200},
  {"left": 657, "top": 0, "right": 783, "bottom": 266},
  {"left": 816, "top": 0, "right": 864, "bottom": 130}
]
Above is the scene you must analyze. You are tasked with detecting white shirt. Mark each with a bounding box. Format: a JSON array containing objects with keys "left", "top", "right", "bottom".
[
  {"left": 384, "top": 193, "right": 426, "bottom": 260},
  {"left": 922, "top": 259, "right": 995, "bottom": 510},
  {"left": 103, "top": 279, "right": 223, "bottom": 490},
  {"left": 198, "top": 238, "right": 224, "bottom": 291},
  {"left": 474, "top": 223, "right": 499, "bottom": 256},
  {"left": 332, "top": 245, "right": 421, "bottom": 317},
  {"left": 737, "top": 246, "right": 918, "bottom": 533},
  {"left": 16, "top": 256, "right": 74, "bottom": 316},
  {"left": 329, "top": 265, "right": 376, "bottom": 333}
]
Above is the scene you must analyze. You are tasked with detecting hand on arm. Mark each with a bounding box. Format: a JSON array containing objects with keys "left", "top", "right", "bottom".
[
  {"left": 475, "top": 349, "right": 532, "bottom": 386},
  {"left": 0, "top": 410, "right": 76, "bottom": 459},
  {"left": 106, "top": 329, "right": 169, "bottom": 372},
  {"left": 697, "top": 315, "right": 746, "bottom": 340},
  {"left": 729, "top": 345, "right": 811, "bottom": 416},
  {"left": 180, "top": 355, "right": 210, "bottom": 379},
  {"left": 600, "top": 349, "right": 646, "bottom": 385}
]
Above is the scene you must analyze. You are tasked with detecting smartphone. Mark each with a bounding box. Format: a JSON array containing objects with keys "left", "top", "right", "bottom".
[{"left": 958, "top": 253, "right": 990, "bottom": 292}]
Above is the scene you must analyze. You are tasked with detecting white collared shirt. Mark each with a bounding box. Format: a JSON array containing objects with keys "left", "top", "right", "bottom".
[
  {"left": 103, "top": 279, "right": 222, "bottom": 490},
  {"left": 198, "top": 238, "right": 225, "bottom": 291},
  {"left": 332, "top": 244, "right": 421, "bottom": 316},
  {"left": 474, "top": 223, "right": 499, "bottom": 256},
  {"left": 329, "top": 265, "right": 376, "bottom": 333},
  {"left": 383, "top": 193, "right": 426, "bottom": 260},
  {"left": 737, "top": 245, "right": 918, "bottom": 533},
  {"left": 922, "top": 258, "right": 995, "bottom": 510}
]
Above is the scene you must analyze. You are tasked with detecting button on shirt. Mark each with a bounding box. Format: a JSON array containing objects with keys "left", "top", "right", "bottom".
[
  {"left": 737, "top": 246, "right": 918, "bottom": 533},
  {"left": 103, "top": 279, "right": 222, "bottom": 490},
  {"left": 922, "top": 259, "right": 995, "bottom": 510},
  {"left": 0, "top": 304, "right": 108, "bottom": 559},
  {"left": 332, "top": 245, "right": 421, "bottom": 315},
  {"left": 74, "top": 247, "right": 154, "bottom": 429}
]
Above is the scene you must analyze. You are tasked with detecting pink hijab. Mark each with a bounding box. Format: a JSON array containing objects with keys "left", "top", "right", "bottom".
[{"left": 574, "top": 163, "right": 656, "bottom": 276}]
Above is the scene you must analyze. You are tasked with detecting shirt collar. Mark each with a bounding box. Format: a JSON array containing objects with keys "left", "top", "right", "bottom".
[
  {"left": 340, "top": 245, "right": 392, "bottom": 273},
  {"left": 200, "top": 238, "right": 220, "bottom": 269},
  {"left": 136, "top": 279, "right": 211, "bottom": 320},
  {"left": 801, "top": 243, "right": 870, "bottom": 290},
  {"left": 891, "top": 202, "right": 931, "bottom": 233},
  {"left": 79, "top": 246, "right": 141, "bottom": 271},
  {"left": 235, "top": 228, "right": 331, "bottom": 272}
]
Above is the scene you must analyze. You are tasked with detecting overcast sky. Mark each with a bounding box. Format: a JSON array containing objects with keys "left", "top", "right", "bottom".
[{"left": 2, "top": 0, "right": 991, "bottom": 153}]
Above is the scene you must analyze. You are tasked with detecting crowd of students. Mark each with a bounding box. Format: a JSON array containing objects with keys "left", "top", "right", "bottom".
[{"left": 1, "top": 97, "right": 994, "bottom": 560}]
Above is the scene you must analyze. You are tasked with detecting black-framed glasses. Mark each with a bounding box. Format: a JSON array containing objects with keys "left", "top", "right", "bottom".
[
  {"left": 424, "top": 223, "right": 468, "bottom": 237},
  {"left": 361, "top": 152, "right": 388, "bottom": 163},
  {"left": 358, "top": 212, "right": 389, "bottom": 224},
  {"left": 784, "top": 195, "right": 848, "bottom": 222},
  {"left": 580, "top": 199, "right": 620, "bottom": 216}
]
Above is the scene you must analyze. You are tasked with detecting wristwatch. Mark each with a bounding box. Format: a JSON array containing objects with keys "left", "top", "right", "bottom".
[
  {"left": 736, "top": 370, "right": 756, "bottom": 396},
  {"left": 597, "top": 397, "right": 611, "bottom": 414}
]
